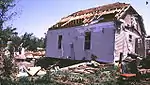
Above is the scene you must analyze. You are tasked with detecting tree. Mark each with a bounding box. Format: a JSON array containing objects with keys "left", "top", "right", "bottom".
[
  {"left": 21, "top": 32, "right": 45, "bottom": 51},
  {"left": 0, "top": 0, "right": 17, "bottom": 49},
  {"left": 0, "top": 0, "right": 18, "bottom": 78},
  {"left": 0, "top": 0, "right": 17, "bottom": 29},
  {"left": 0, "top": 27, "right": 18, "bottom": 47}
]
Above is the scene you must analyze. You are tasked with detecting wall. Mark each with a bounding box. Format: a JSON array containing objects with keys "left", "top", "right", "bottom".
[
  {"left": 123, "top": 13, "right": 143, "bottom": 36},
  {"left": 114, "top": 29, "right": 140, "bottom": 61},
  {"left": 124, "top": 14, "right": 132, "bottom": 26},
  {"left": 122, "top": 13, "right": 145, "bottom": 57},
  {"left": 46, "top": 21, "right": 115, "bottom": 63}
]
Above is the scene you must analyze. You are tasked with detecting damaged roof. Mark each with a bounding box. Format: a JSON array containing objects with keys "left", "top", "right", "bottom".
[{"left": 49, "top": 2, "right": 131, "bottom": 30}]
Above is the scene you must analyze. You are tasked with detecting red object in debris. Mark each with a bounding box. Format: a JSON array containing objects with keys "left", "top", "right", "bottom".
[{"left": 120, "top": 74, "right": 136, "bottom": 78}]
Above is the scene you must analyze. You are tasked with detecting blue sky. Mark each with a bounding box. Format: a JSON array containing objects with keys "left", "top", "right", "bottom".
[{"left": 10, "top": 0, "right": 150, "bottom": 38}]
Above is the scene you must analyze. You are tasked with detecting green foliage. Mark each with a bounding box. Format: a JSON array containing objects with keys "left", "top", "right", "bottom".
[
  {"left": 0, "top": 0, "right": 17, "bottom": 49},
  {"left": 0, "top": 27, "right": 18, "bottom": 48},
  {"left": 11, "top": 35, "right": 22, "bottom": 51},
  {"left": 0, "top": 41, "right": 17, "bottom": 79},
  {"left": 0, "top": 0, "right": 17, "bottom": 29},
  {"left": 0, "top": 0, "right": 18, "bottom": 82},
  {"left": 21, "top": 32, "right": 45, "bottom": 51},
  {"left": 2, "top": 55, "right": 14, "bottom": 77},
  {"left": 0, "top": 77, "right": 17, "bottom": 85},
  {"left": 0, "top": 0, "right": 45, "bottom": 52}
]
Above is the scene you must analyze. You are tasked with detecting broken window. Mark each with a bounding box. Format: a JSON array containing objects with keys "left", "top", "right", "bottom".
[
  {"left": 84, "top": 32, "right": 91, "bottom": 50},
  {"left": 58, "top": 35, "right": 62, "bottom": 49}
]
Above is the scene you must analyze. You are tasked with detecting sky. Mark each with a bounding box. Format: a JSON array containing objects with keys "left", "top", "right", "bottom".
[{"left": 9, "top": 0, "right": 150, "bottom": 38}]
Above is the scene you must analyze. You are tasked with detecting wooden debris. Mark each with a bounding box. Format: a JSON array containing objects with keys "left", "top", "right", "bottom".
[
  {"left": 139, "top": 69, "right": 150, "bottom": 74},
  {"left": 60, "top": 61, "right": 102, "bottom": 74},
  {"left": 74, "top": 69, "right": 90, "bottom": 74}
]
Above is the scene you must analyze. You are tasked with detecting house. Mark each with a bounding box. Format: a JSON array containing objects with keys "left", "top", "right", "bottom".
[{"left": 46, "top": 2, "right": 146, "bottom": 63}]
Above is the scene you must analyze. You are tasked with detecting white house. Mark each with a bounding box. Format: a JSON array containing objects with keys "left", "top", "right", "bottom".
[{"left": 46, "top": 2, "right": 146, "bottom": 63}]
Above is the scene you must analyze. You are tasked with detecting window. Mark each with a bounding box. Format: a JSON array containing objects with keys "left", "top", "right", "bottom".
[
  {"left": 146, "top": 40, "right": 150, "bottom": 49},
  {"left": 58, "top": 35, "right": 62, "bottom": 49},
  {"left": 129, "top": 34, "right": 132, "bottom": 42},
  {"left": 84, "top": 32, "right": 91, "bottom": 50},
  {"left": 137, "top": 39, "right": 142, "bottom": 48}
]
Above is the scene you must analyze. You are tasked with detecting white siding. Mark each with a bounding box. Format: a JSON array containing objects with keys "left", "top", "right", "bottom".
[
  {"left": 114, "top": 29, "right": 140, "bottom": 61},
  {"left": 46, "top": 21, "right": 115, "bottom": 63}
]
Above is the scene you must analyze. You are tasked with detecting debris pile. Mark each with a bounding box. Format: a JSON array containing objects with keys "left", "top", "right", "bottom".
[
  {"left": 50, "top": 61, "right": 116, "bottom": 85},
  {"left": 59, "top": 61, "right": 113, "bottom": 74}
]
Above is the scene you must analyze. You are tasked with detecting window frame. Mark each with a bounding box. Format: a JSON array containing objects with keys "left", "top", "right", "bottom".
[
  {"left": 58, "top": 35, "right": 62, "bottom": 49},
  {"left": 84, "top": 32, "right": 91, "bottom": 50}
]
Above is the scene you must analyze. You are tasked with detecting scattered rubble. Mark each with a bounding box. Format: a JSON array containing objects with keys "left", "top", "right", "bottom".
[
  {"left": 59, "top": 61, "right": 112, "bottom": 74},
  {"left": 17, "top": 66, "right": 46, "bottom": 77}
]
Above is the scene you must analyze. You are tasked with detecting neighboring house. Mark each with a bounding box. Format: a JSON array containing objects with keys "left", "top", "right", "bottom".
[
  {"left": 46, "top": 2, "right": 146, "bottom": 63},
  {"left": 145, "top": 36, "right": 150, "bottom": 56}
]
